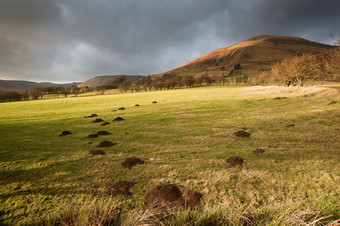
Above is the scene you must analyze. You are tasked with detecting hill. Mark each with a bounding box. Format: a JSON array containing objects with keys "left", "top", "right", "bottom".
[
  {"left": 158, "top": 35, "right": 336, "bottom": 78},
  {"left": 78, "top": 75, "right": 144, "bottom": 88},
  {"left": 0, "top": 79, "right": 81, "bottom": 91}
]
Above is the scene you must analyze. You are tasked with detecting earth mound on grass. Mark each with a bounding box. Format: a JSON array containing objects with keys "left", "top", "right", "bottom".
[
  {"left": 87, "top": 134, "right": 99, "bottom": 138},
  {"left": 273, "top": 97, "right": 287, "bottom": 100},
  {"left": 183, "top": 190, "right": 202, "bottom": 208},
  {"left": 121, "top": 157, "right": 144, "bottom": 169},
  {"left": 109, "top": 181, "right": 135, "bottom": 196},
  {"left": 234, "top": 130, "right": 251, "bottom": 138},
  {"left": 60, "top": 131, "right": 72, "bottom": 136},
  {"left": 84, "top": 113, "right": 98, "bottom": 118},
  {"left": 113, "top": 117, "right": 125, "bottom": 121},
  {"left": 93, "top": 118, "right": 104, "bottom": 123},
  {"left": 89, "top": 150, "right": 106, "bottom": 155},
  {"left": 118, "top": 107, "right": 125, "bottom": 110},
  {"left": 145, "top": 184, "right": 183, "bottom": 209},
  {"left": 100, "top": 122, "right": 110, "bottom": 126},
  {"left": 97, "top": 131, "right": 111, "bottom": 136},
  {"left": 226, "top": 156, "right": 245, "bottom": 166},
  {"left": 135, "top": 104, "right": 140, "bottom": 106},
  {"left": 152, "top": 101, "right": 157, "bottom": 104},
  {"left": 96, "top": 140, "right": 117, "bottom": 147},
  {"left": 286, "top": 124, "right": 295, "bottom": 127},
  {"left": 328, "top": 101, "right": 337, "bottom": 105},
  {"left": 252, "top": 148, "right": 265, "bottom": 154}
]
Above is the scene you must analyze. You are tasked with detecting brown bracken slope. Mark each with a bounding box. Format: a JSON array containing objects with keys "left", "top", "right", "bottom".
[
  {"left": 157, "top": 35, "right": 336, "bottom": 78},
  {"left": 78, "top": 75, "right": 144, "bottom": 89}
]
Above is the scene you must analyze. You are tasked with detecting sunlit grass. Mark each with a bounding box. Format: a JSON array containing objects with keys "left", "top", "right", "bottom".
[{"left": 0, "top": 86, "right": 339, "bottom": 225}]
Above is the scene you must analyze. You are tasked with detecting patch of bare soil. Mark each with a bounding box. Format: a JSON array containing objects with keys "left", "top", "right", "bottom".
[
  {"left": 328, "top": 101, "right": 337, "bottom": 105},
  {"left": 226, "top": 156, "right": 245, "bottom": 166},
  {"left": 89, "top": 150, "right": 106, "bottom": 155},
  {"left": 109, "top": 181, "right": 135, "bottom": 196},
  {"left": 87, "top": 134, "right": 99, "bottom": 138},
  {"left": 252, "top": 148, "right": 265, "bottom": 154},
  {"left": 113, "top": 117, "right": 125, "bottom": 121},
  {"left": 135, "top": 104, "right": 140, "bottom": 106},
  {"left": 286, "top": 124, "right": 295, "bottom": 127},
  {"left": 145, "top": 184, "right": 183, "bottom": 209},
  {"left": 125, "top": 132, "right": 129, "bottom": 135},
  {"left": 97, "top": 131, "right": 111, "bottom": 136},
  {"left": 112, "top": 110, "right": 117, "bottom": 112},
  {"left": 183, "top": 190, "right": 202, "bottom": 208},
  {"left": 96, "top": 140, "right": 117, "bottom": 147},
  {"left": 152, "top": 101, "right": 157, "bottom": 104},
  {"left": 273, "top": 97, "right": 287, "bottom": 100},
  {"left": 121, "top": 157, "right": 144, "bottom": 169},
  {"left": 234, "top": 130, "right": 251, "bottom": 138},
  {"left": 118, "top": 107, "right": 125, "bottom": 110},
  {"left": 84, "top": 113, "right": 98, "bottom": 118},
  {"left": 60, "top": 131, "right": 72, "bottom": 136},
  {"left": 93, "top": 118, "right": 104, "bottom": 123},
  {"left": 100, "top": 122, "right": 110, "bottom": 126}
]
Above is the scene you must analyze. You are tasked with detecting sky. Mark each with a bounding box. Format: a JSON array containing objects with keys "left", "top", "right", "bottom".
[{"left": 0, "top": 0, "right": 340, "bottom": 83}]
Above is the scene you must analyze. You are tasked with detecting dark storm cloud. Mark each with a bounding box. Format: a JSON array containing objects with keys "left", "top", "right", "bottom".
[{"left": 0, "top": 0, "right": 339, "bottom": 82}]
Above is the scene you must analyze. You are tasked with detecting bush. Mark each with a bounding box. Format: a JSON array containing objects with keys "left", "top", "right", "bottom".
[{"left": 271, "top": 53, "right": 328, "bottom": 86}]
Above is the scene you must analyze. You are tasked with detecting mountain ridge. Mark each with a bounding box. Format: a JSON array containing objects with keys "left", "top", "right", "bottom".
[
  {"left": 0, "top": 79, "right": 81, "bottom": 91},
  {"left": 157, "top": 35, "right": 336, "bottom": 78}
]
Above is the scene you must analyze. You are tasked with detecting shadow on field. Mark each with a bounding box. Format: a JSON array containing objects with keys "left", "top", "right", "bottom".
[{"left": 0, "top": 159, "right": 104, "bottom": 199}]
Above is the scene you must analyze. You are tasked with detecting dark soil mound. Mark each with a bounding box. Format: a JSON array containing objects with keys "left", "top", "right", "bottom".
[
  {"left": 100, "top": 122, "right": 110, "bottom": 126},
  {"left": 113, "top": 117, "right": 125, "bottom": 121},
  {"left": 328, "top": 101, "right": 337, "bottom": 105},
  {"left": 145, "top": 184, "right": 183, "bottom": 209},
  {"left": 121, "top": 157, "right": 144, "bottom": 169},
  {"left": 286, "top": 124, "right": 295, "bottom": 127},
  {"left": 84, "top": 113, "right": 98, "bottom": 118},
  {"left": 109, "top": 181, "right": 135, "bottom": 196},
  {"left": 60, "top": 131, "right": 72, "bottom": 136},
  {"left": 183, "top": 190, "right": 202, "bottom": 208},
  {"left": 97, "top": 131, "right": 111, "bottom": 136},
  {"left": 226, "top": 156, "right": 245, "bottom": 166},
  {"left": 89, "top": 150, "right": 106, "bottom": 155},
  {"left": 93, "top": 118, "right": 104, "bottom": 123},
  {"left": 152, "top": 101, "right": 157, "bottom": 104},
  {"left": 234, "top": 130, "right": 251, "bottom": 138},
  {"left": 273, "top": 97, "right": 287, "bottom": 100},
  {"left": 118, "top": 107, "right": 125, "bottom": 110},
  {"left": 135, "top": 104, "right": 140, "bottom": 106},
  {"left": 87, "top": 134, "right": 99, "bottom": 138},
  {"left": 252, "top": 148, "right": 265, "bottom": 154},
  {"left": 96, "top": 140, "right": 117, "bottom": 147},
  {"left": 112, "top": 109, "right": 117, "bottom": 112},
  {"left": 125, "top": 132, "right": 129, "bottom": 135}
]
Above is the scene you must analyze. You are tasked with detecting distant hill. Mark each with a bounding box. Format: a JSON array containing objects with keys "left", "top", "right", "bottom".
[
  {"left": 157, "top": 35, "right": 336, "bottom": 78},
  {"left": 78, "top": 75, "right": 144, "bottom": 89},
  {"left": 0, "top": 79, "right": 81, "bottom": 91}
]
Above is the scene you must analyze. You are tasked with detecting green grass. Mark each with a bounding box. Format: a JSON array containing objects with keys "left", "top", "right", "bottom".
[{"left": 0, "top": 86, "right": 339, "bottom": 225}]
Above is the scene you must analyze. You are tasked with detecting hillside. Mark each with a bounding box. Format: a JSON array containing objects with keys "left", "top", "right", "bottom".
[
  {"left": 158, "top": 35, "right": 336, "bottom": 78},
  {"left": 78, "top": 75, "right": 144, "bottom": 88},
  {"left": 0, "top": 79, "right": 80, "bottom": 91}
]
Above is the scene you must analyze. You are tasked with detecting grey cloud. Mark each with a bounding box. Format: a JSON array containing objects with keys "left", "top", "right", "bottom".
[{"left": 0, "top": 0, "right": 339, "bottom": 82}]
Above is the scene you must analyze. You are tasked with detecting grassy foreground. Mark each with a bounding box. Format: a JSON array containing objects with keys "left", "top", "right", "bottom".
[{"left": 0, "top": 86, "right": 339, "bottom": 225}]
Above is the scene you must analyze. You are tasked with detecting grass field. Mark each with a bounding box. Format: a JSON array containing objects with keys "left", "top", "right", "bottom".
[{"left": 0, "top": 86, "right": 339, "bottom": 225}]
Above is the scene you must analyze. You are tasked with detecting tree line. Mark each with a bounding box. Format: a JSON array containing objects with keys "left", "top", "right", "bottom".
[
  {"left": 0, "top": 85, "right": 90, "bottom": 102},
  {"left": 117, "top": 73, "right": 249, "bottom": 93}
]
